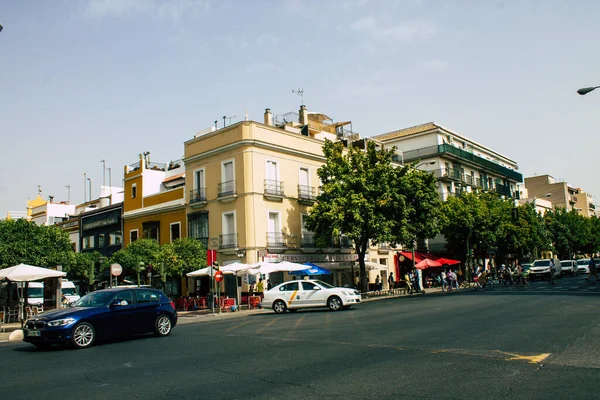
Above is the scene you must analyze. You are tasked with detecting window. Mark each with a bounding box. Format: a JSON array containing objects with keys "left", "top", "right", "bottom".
[
  {"left": 113, "top": 290, "right": 134, "bottom": 305},
  {"left": 130, "top": 229, "right": 138, "bottom": 243},
  {"left": 302, "top": 282, "right": 319, "bottom": 290},
  {"left": 170, "top": 222, "right": 181, "bottom": 242},
  {"left": 266, "top": 160, "right": 278, "bottom": 181},
  {"left": 109, "top": 231, "right": 122, "bottom": 245},
  {"left": 188, "top": 212, "right": 209, "bottom": 247},
  {"left": 135, "top": 289, "right": 159, "bottom": 304},
  {"left": 82, "top": 235, "right": 95, "bottom": 249},
  {"left": 192, "top": 168, "right": 206, "bottom": 202},
  {"left": 299, "top": 167, "right": 309, "bottom": 186},
  {"left": 98, "top": 233, "right": 105, "bottom": 248},
  {"left": 132, "top": 184, "right": 137, "bottom": 199},
  {"left": 223, "top": 212, "right": 235, "bottom": 235},
  {"left": 143, "top": 222, "right": 160, "bottom": 241},
  {"left": 221, "top": 211, "right": 236, "bottom": 248},
  {"left": 267, "top": 211, "right": 282, "bottom": 245},
  {"left": 279, "top": 282, "right": 299, "bottom": 291}
]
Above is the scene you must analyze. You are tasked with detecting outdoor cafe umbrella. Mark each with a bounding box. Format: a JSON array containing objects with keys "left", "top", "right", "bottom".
[
  {"left": 415, "top": 258, "right": 442, "bottom": 270},
  {"left": 296, "top": 262, "right": 331, "bottom": 275},
  {"left": 0, "top": 263, "right": 66, "bottom": 327}
]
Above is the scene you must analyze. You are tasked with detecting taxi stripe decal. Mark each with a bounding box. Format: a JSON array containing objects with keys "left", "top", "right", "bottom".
[{"left": 288, "top": 290, "right": 298, "bottom": 306}]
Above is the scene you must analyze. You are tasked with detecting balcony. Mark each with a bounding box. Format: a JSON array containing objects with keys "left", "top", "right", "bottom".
[
  {"left": 435, "top": 168, "right": 463, "bottom": 182},
  {"left": 301, "top": 232, "right": 316, "bottom": 248},
  {"left": 378, "top": 242, "right": 392, "bottom": 254},
  {"left": 493, "top": 183, "right": 512, "bottom": 197},
  {"left": 403, "top": 144, "right": 523, "bottom": 182},
  {"left": 266, "top": 232, "right": 287, "bottom": 248},
  {"left": 219, "top": 233, "right": 238, "bottom": 249},
  {"left": 298, "top": 185, "right": 317, "bottom": 205},
  {"left": 218, "top": 180, "right": 237, "bottom": 202},
  {"left": 264, "top": 180, "right": 284, "bottom": 201},
  {"left": 189, "top": 188, "right": 207, "bottom": 207}
]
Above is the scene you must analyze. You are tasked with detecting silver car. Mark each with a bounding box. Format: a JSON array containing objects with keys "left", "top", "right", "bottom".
[
  {"left": 560, "top": 260, "right": 576, "bottom": 276},
  {"left": 576, "top": 259, "right": 590, "bottom": 275}
]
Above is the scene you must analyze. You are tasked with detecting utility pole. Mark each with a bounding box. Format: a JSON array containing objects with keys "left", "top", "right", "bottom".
[
  {"left": 83, "top": 173, "right": 87, "bottom": 202},
  {"left": 101, "top": 159, "right": 106, "bottom": 189}
]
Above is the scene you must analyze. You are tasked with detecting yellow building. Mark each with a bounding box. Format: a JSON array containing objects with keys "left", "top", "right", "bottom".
[
  {"left": 122, "top": 154, "right": 187, "bottom": 247},
  {"left": 183, "top": 106, "right": 399, "bottom": 292}
]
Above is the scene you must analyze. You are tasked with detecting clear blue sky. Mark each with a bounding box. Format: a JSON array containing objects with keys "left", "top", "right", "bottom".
[{"left": 1, "top": 0, "right": 599, "bottom": 216}]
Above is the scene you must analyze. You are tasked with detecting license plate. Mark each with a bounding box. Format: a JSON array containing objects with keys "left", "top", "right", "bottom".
[{"left": 27, "top": 330, "right": 41, "bottom": 337}]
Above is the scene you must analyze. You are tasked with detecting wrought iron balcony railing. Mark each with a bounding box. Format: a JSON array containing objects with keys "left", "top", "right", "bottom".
[
  {"left": 218, "top": 180, "right": 236, "bottom": 197},
  {"left": 264, "top": 180, "right": 284, "bottom": 196},
  {"left": 219, "top": 233, "right": 237, "bottom": 249},
  {"left": 189, "top": 188, "right": 207, "bottom": 203},
  {"left": 266, "top": 232, "right": 287, "bottom": 247}
]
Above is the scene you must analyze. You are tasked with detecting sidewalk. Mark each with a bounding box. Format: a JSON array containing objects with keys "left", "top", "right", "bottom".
[{"left": 0, "top": 285, "right": 461, "bottom": 343}]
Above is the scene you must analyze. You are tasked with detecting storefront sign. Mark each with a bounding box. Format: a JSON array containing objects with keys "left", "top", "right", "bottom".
[
  {"left": 271, "top": 253, "right": 358, "bottom": 263},
  {"left": 82, "top": 210, "right": 120, "bottom": 231}
]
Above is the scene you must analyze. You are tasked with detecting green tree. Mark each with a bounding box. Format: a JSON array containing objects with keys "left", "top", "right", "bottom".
[
  {"left": 0, "top": 219, "right": 73, "bottom": 269},
  {"left": 159, "top": 238, "right": 207, "bottom": 277},
  {"left": 305, "top": 140, "right": 439, "bottom": 292},
  {"left": 109, "top": 238, "right": 161, "bottom": 278}
]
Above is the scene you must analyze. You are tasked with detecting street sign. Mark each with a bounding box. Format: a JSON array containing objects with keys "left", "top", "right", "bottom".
[
  {"left": 110, "top": 263, "right": 123, "bottom": 276},
  {"left": 214, "top": 271, "right": 224, "bottom": 282},
  {"left": 209, "top": 237, "right": 219, "bottom": 250}
]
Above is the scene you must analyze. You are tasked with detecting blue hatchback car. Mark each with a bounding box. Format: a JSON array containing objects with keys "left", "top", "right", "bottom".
[{"left": 23, "top": 287, "right": 177, "bottom": 349}]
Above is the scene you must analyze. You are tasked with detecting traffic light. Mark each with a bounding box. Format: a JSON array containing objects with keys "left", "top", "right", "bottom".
[{"left": 213, "top": 261, "right": 219, "bottom": 270}]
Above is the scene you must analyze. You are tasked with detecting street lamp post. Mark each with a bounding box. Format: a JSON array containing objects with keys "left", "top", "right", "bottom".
[
  {"left": 577, "top": 86, "right": 600, "bottom": 96},
  {"left": 410, "top": 160, "right": 436, "bottom": 292},
  {"left": 137, "top": 262, "right": 145, "bottom": 287}
]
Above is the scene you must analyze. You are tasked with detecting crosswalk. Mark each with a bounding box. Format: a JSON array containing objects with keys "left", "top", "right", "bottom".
[{"left": 488, "top": 276, "right": 600, "bottom": 294}]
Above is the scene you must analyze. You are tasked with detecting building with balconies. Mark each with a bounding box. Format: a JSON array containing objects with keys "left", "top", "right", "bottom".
[
  {"left": 184, "top": 105, "right": 396, "bottom": 290},
  {"left": 373, "top": 122, "right": 522, "bottom": 202},
  {"left": 523, "top": 175, "right": 596, "bottom": 217}
]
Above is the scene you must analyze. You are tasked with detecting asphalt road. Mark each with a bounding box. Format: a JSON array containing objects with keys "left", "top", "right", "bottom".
[{"left": 2, "top": 275, "right": 600, "bottom": 400}]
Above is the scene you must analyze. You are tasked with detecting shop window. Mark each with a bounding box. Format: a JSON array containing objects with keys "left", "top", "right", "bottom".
[
  {"left": 109, "top": 231, "right": 122, "bottom": 245},
  {"left": 83, "top": 236, "right": 95, "bottom": 249},
  {"left": 98, "top": 233, "right": 105, "bottom": 248}
]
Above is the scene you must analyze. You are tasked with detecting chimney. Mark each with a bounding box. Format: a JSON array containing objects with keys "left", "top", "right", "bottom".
[
  {"left": 264, "top": 108, "right": 273, "bottom": 126},
  {"left": 299, "top": 105, "right": 308, "bottom": 125}
]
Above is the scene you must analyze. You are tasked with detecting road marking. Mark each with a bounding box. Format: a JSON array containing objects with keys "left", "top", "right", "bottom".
[
  {"left": 432, "top": 348, "right": 550, "bottom": 364},
  {"left": 367, "top": 344, "right": 403, "bottom": 351},
  {"left": 501, "top": 351, "right": 551, "bottom": 364},
  {"left": 225, "top": 320, "right": 252, "bottom": 332},
  {"left": 255, "top": 318, "right": 277, "bottom": 334},
  {"left": 295, "top": 315, "right": 305, "bottom": 329}
]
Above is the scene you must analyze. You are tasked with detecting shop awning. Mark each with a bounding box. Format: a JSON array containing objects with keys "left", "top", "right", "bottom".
[{"left": 399, "top": 251, "right": 460, "bottom": 267}]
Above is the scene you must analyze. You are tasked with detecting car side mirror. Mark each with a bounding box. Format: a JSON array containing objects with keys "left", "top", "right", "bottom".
[
  {"left": 110, "top": 300, "right": 128, "bottom": 308},
  {"left": 313, "top": 286, "right": 321, "bottom": 290}
]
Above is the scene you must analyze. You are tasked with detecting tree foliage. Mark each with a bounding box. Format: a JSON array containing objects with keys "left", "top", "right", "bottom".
[
  {"left": 0, "top": 219, "right": 73, "bottom": 269},
  {"left": 305, "top": 140, "right": 440, "bottom": 292},
  {"left": 158, "top": 238, "right": 207, "bottom": 276}
]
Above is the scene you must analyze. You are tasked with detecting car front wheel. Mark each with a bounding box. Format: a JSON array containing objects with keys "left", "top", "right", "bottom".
[
  {"left": 154, "top": 314, "right": 172, "bottom": 337},
  {"left": 273, "top": 300, "right": 287, "bottom": 314},
  {"left": 328, "top": 296, "right": 343, "bottom": 311},
  {"left": 71, "top": 322, "right": 95, "bottom": 349}
]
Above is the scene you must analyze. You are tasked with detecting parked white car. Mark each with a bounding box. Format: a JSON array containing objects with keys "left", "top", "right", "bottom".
[
  {"left": 576, "top": 259, "right": 590, "bottom": 275},
  {"left": 529, "top": 259, "right": 561, "bottom": 281},
  {"left": 263, "top": 280, "right": 361, "bottom": 313},
  {"left": 560, "top": 260, "right": 576, "bottom": 276}
]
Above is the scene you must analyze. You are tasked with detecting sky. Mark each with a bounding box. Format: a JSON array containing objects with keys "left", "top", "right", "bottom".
[{"left": 1, "top": 0, "right": 599, "bottom": 216}]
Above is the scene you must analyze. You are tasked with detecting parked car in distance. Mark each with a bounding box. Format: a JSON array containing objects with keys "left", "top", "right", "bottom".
[
  {"left": 528, "top": 259, "right": 561, "bottom": 281},
  {"left": 263, "top": 279, "right": 361, "bottom": 313},
  {"left": 560, "top": 260, "right": 576, "bottom": 276},
  {"left": 23, "top": 287, "right": 177, "bottom": 349},
  {"left": 61, "top": 280, "right": 80, "bottom": 303},
  {"left": 576, "top": 259, "right": 590, "bottom": 275}
]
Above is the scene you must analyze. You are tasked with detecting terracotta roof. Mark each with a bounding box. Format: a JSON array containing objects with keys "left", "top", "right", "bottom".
[
  {"left": 373, "top": 122, "right": 439, "bottom": 142},
  {"left": 162, "top": 173, "right": 185, "bottom": 183}
]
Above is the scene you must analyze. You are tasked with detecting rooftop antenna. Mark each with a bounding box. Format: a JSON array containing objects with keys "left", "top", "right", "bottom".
[
  {"left": 65, "top": 185, "right": 71, "bottom": 204},
  {"left": 101, "top": 159, "right": 106, "bottom": 188},
  {"left": 292, "top": 87, "right": 304, "bottom": 105},
  {"left": 227, "top": 115, "right": 237, "bottom": 125},
  {"left": 37, "top": 184, "right": 42, "bottom": 196}
]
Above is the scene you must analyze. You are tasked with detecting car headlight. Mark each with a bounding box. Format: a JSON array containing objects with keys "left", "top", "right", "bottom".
[
  {"left": 47, "top": 317, "right": 76, "bottom": 327},
  {"left": 342, "top": 291, "right": 351, "bottom": 296}
]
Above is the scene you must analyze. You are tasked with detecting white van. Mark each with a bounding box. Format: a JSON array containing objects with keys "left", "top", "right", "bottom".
[
  {"left": 17, "top": 282, "right": 45, "bottom": 306},
  {"left": 61, "top": 280, "right": 80, "bottom": 303}
]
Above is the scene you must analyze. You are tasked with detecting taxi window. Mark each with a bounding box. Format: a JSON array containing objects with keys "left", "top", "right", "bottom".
[
  {"left": 301, "top": 282, "right": 319, "bottom": 290},
  {"left": 279, "top": 282, "right": 299, "bottom": 291}
]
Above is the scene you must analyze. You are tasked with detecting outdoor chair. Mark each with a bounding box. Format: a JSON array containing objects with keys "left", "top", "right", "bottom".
[
  {"left": 26, "top": 306, "right": 34, "bottom": 319},
  {"left": 7, "top": 307, "right": 19, "bottom": 323},
  {"left": 0, "top": 310, "right": 5, "bottom": 332}
]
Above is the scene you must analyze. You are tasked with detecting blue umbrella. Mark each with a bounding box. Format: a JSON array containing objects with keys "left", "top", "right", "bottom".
[{"left": 296, "top": 262, "right": 331, "bottom": 275}]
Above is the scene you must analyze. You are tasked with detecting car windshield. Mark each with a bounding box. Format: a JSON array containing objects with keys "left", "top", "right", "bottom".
[
  {"left": 62, "top": 288, "right": 78, "bottom": 296},
  {"left": 533, "top": 260, "right": 550, "bottom": 267},
  {"left": 314, "top": 280, "right": 334, "bottom": 289},
  {"left": 72, "top": 291, "right": 114, "bottom": 308},
  {"left": 28, "top": 288, "right": 44, "bottom": 298},
  {"left": 560, "top": 261, "right": 572, "bottom": 266},
  {"left": 577, "top": 259, "right": 590, "bottom": 265},
  {"left": 522, "top": 265, "right": 531, "bottom": 271}
]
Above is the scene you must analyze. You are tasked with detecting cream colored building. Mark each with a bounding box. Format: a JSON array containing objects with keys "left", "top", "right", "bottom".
[
  {"left": 183, "top": 106, "right": 398, "bottom": 290},
  {"left": 523, "top": 175, "right": 596, "bottom": 216}
]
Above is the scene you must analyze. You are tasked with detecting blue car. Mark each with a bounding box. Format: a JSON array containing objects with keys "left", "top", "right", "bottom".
[{"left": 23, "top": 287, "right": 177, "bottom": 349}]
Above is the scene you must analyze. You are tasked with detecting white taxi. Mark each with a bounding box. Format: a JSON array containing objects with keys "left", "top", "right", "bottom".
[{"left": 263, "top": 279, "right": 361, "bottom": 313}]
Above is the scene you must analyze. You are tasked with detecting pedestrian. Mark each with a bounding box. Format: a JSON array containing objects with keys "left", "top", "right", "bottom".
[
  {"left": 587, "top": 257, "right": 598, "bottom": 281},
  {"left": 375, "top": 275, "right": 382, "bottom": 293},
  {"left": 506, "top": 264, "right": 513, "bottom": 285},
  {"left": 267, "top": 279, "right": 272, "bottom": 290},
  {"left": 249, "top": 281, "right": 256, "bottom": 295},
  {"left": 388, "top": 273, "right": 394, "bottom": 291},
  {"left": 403, "top": 271, "right": 413, "bottom": 294},
  {"left": 441, "top": 269, "right": 447, "bottom": 292},
  {"left": 549, "top": 259, "right": 556, "bottom": 285},
  {"left": 256, "top": 278, "right": 265, "bottom": 308}
]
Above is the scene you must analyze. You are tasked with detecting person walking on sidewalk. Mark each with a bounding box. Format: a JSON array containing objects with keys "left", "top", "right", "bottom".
[
  {"left": 587, "top": 257, "right": 598, "bottom": 282},
  {"left": 549, "top": 259, "right": 556, "bottom": 285}
]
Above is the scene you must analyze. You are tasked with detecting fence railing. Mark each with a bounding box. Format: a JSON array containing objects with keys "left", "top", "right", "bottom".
[
  {"left": 218, "top": 180, "right": 236, "bottom": 197},
  {"left": 298, "top": 185, "right": 316, "bottom": 201},
  {"left": 219, "top": 233, "right": 237, "bottom": 249},
  {"left": 266, "top": 232, "right": 287, "bottom": 247},
  {"left": 264, "top": 180, "right": 284, "bottom": 196},
  {"left": 189, "top": 188, "right": 207, "bottom": 203}
]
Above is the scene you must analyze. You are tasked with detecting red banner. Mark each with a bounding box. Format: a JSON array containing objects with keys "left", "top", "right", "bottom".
[{"left": 206, "top": 249, "right": 217, "bottom": 266}]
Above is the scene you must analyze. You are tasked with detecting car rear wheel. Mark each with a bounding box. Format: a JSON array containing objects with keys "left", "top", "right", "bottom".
[
  {"left": 71, "top": 322, "right": 95, "bottom": 349},
  {"left": 273, "top": 300, "right": 287, "bottom": 314},
  {"left": 328, "top": 296, "right": 343, "bottom": 311},
  {"left": 154, "top": 314, "right": 172, "bottom": 337}
]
